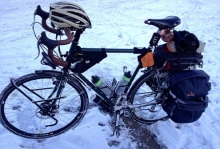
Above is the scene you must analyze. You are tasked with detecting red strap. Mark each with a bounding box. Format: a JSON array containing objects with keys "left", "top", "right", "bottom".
[{"left": 166, "top": 62, "right": 171, "bottom": 71}]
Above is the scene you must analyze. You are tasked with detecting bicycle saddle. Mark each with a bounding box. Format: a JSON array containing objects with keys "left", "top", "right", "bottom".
[{"left": 145, "top": 16, "right": 181, "bottom": 29}]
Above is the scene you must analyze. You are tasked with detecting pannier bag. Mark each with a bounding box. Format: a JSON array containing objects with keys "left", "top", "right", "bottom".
[
  {"left": 165, "top": 52, "right": 203, "bottom": 71},
  {"left": 162, "top": 70, "right": 211, "bottom": 123},
  {"left": 68, "top": 49, "right": 107, "bottom": 73},
  {"left": 165, "top": 30, "right": 204, "bottom": 71}
]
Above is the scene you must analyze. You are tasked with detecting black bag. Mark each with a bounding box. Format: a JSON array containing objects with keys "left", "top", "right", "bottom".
[
  {"left": 173, "top": 30, "right": 200, "bottom": 53},
  {"left": 162, "top": 70, "right": 211, "bottom": 123},
  {"left": 153, "top": 43, "right": 203, "bottom": 71},
  {"left": 68, "top": 48, "right": 107, "bottom": 73},
  {"left": 165, "top": 52, "right": 203, "bottom": 71}
]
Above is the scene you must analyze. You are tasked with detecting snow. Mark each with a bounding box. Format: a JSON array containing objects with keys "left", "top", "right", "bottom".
[{"left": 0, "top": 0, "right": 220, "bottom": 149}]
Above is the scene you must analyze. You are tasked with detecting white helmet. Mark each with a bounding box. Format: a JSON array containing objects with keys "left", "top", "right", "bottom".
[{"left": 49, "top": 1, "right": 92, "bottom": 29}]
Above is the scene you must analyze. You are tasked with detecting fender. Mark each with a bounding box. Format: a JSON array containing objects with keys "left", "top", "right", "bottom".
[{"left": 35, "top": 70, "right": 62, "bottom": 77}]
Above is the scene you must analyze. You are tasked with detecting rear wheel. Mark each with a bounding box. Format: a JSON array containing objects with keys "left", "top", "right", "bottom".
[
  {"left": 127, "top": 70, "right": 168, "bottom": 124},
  {"left": 0, "top": 70, "right": 88, "bottom": 139}
]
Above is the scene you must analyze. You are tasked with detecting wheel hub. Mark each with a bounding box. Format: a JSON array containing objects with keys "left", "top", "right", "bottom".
[{"left": 36, "top": 101, "right": 58, "bottom": 119}]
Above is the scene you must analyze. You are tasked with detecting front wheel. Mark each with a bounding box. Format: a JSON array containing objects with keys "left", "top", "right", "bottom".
[
  {"left": 0, "top": 70, "right": 88, "bottom": 139},
  {"left": 127, "top": 70, "right": 168, "bottom": 124}
]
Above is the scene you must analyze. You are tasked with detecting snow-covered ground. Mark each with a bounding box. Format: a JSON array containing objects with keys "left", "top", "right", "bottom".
[{"left": 0, "top": 0, "right": 220, "bottom": 148}]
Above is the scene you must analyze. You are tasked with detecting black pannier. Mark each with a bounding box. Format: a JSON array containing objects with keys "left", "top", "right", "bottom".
[
  {"left": 165, "top": 52, "right": 203, "bottom": 71},
  {"left": 67, "top": 47, "right": 107, "bottom": 73},
  {"left": 153, "top": 44, "right": 203, "bottom": 71},
  {"left": 162, "top": 70, "right": 211, "bottom": 123}
]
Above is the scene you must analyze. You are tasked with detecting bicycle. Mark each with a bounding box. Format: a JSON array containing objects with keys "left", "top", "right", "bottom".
[{"left": 0, "top": 5, "right": 201, "bottom": 139}]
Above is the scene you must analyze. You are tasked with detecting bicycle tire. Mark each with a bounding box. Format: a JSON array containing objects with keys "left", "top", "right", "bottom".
[
  {"left": 0, "top": 70, "right": 89, "bottom": 139},
  {"left": 127, "top": 69, "right": 168, "bottom": 124}
]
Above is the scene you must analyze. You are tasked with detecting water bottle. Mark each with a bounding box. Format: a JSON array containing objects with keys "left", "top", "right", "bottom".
[
  {"left": 116, "top": 67, "right": 132, "bottom": 95},
  {"left": 91, "top": 75, "right": 111, "bottom": 96},
  {"left": 90, "top": 94, "right": 112, "bottom": 112}
]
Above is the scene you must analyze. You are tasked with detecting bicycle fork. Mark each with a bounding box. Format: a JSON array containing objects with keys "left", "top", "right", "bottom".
[{"left": 9, "top": 71, "right": 69, "bottom": 127}]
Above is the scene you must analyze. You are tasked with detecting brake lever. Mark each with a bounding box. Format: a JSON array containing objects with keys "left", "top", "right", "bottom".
[{"left": 35, "top": 31, "right": 58, "bottom": 59}]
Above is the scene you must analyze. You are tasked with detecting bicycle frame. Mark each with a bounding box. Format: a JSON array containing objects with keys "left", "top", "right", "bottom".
[
  {"left": 53, "top": 29, "right": 161, "bottom": 111},
  {"left": 73, "top": 63, "right": 142, "bottom": 107},
  {"left": 9, "top": 28, "right": 162, "bottom": 117}
]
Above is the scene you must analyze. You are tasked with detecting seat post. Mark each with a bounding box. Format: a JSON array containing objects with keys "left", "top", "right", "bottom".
[{"left": 149, "top": 30, "right": 161, "bottom": 47}]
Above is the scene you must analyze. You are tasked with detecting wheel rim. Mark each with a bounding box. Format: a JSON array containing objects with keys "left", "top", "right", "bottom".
[{"left": 1, "top": 75, "right": 87, "bottom": 138}]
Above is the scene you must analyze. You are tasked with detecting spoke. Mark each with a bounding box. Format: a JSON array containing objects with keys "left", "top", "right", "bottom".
[
  {"left": 58, "top": 93, "right": 82, "bottom": 112},
  {"left": 10, "top": 113, "right": 37, "bottom": 131},
  {"left": 22, "top": 84, "right": 44, "bottom": 99},
  {"left": 1, "top": 73, "right": 88, "bottom": 138},
  {"left": 127, "top": 71, "right": 168, "bottom": 123},
  {"left": 133, "top": 93, "right": 155, "bottom": 101},
  {"left": 55, "top": 113, "right": 74, "bottom": 124},
  {"left": 61, "top": 89, "right": 81, "bottom": 97},
  {"left": 21, "top": 114, "right": 38, "bottom": 132}
]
